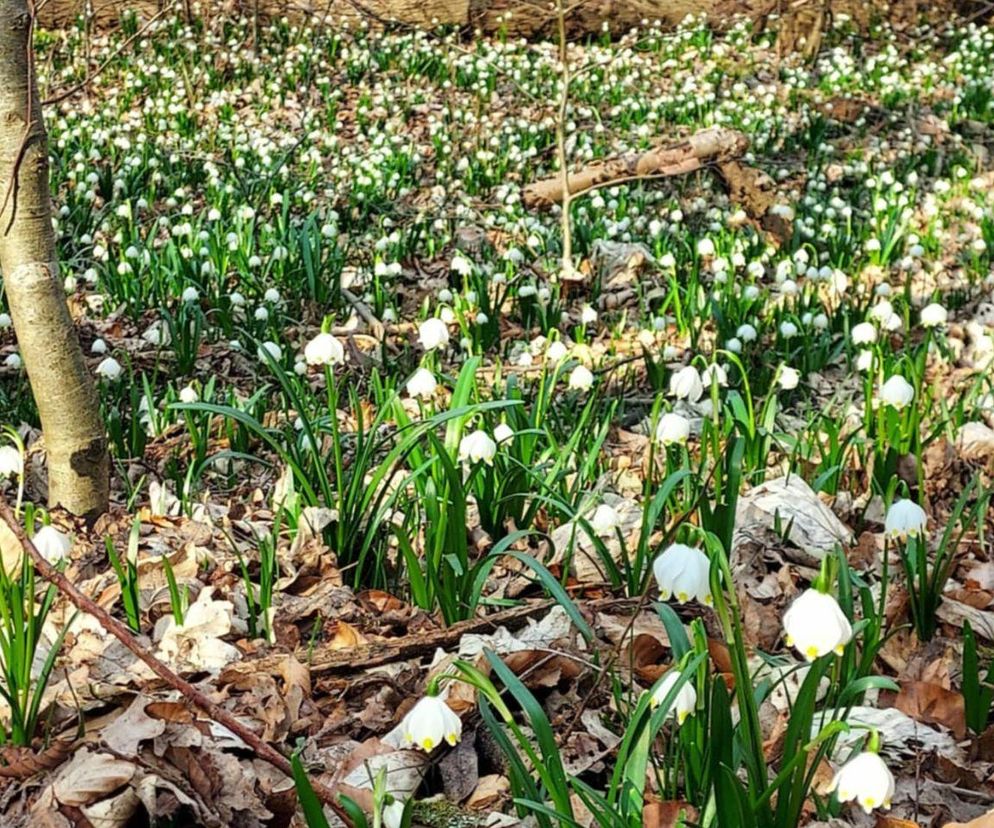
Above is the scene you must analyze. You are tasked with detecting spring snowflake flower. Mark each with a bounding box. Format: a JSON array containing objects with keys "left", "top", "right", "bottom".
[
  {"left": 91, "top": 338, "right": 108, "bottom": 355},
  {"left": 669, "top": 366, "right": 703, "bottom": 402},
  {"left": 257, "top": 341, "right": 283, "bottom": 362},
  {"left": 0, "top": 446, "right": 22, "bottom": 478},
  {"left": 655, "top": 413, "right": 690, "bottom": 445},
  {"left": 406, "top": 368, "right": 437, "bottom": 400},
  {"left": 829, "top": 751, "right": 895, "bottom": 813},
  {"left": 33, "top": 525, "right": 72, "bottom": 564},
  {"left": 779, "top": 320, "right": 798, "bottom": 338},
  {"left": 653, "top": 543, "right": 711, "bottom": 605},
  {"left": 181, "top": 286, "right": 199, "bottom": 302},
  {"left": 4, "top": 353, "right": 21, "bottom": 370},
  {"left": 304, "top": 333, "right": 344, "bottom": 366},
  {"left": 696, "top": 238, "right": 715, "bottom": 257},
  {"left": 856, "top": 350, "right": 874, "bottom": 372},
  {"left": 458, "top": 430, "right": 497, "bottom": 466},
  {"left": 546, "top": 341, "right": 569, "bottom": 363},
  {"left": 580, "top": 305, "right": 598, "bottom": 325},
  {"left": 400, "top": 694, "right": 462, "bottom": 752},
  {"left": 851, "top": 322, "right": 877, "bottom": 345},
  {"left": 96, "top": 356, "right": 123, "bottom": 380},
  {"left": 382, "top": 801, "right": 405, "bottom": 828},
  {"left": 778, "top": 366, "right": 800, "bottom": 390},
  {"left": 737, "top": 323, "right": 758, "bottom": 343},
  {"left": 884, "top": 499, "right": 927, "bottom": 539},
  {"left": 418, "top": 318, "right": 449, "bottom": 351},
  {"left": 178, "top": 385, "right": 199, "bottom": 404},
  {"left": 589, "top": 504, "right": 622, "bottom": 535},
  {"left": 702, "top": 363, "right": 727, "bottom": 388},
  {"left": 878, "top": 375, "right": 914, "bottom": 409},
  {"left": 568, "top": 365, "right": 594, "bottom": 391},
  {"left": 920, "top": 303, "right": 947, "bottom": 327},
  {"left": 493, "top": 423, "right": 514, "bottom": 444},
  {"left": 783, "top": 589, "right": 852, "bottom": 661},
  {"left": 650, "top": 669, "right": 697, "bottom": 724}
]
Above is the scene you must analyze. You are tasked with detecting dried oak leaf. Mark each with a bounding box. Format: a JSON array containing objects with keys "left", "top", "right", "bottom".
[{"left": 894, "top": 681, "right": 967, "bottom": 740}]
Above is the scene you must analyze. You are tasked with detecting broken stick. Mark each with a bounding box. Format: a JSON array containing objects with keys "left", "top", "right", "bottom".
[
  {"left": 0, "top": 501, "right": 354, "bottom": 827},
  {"left": 522, "top": 127, "right": 749, "bottom": 209}
]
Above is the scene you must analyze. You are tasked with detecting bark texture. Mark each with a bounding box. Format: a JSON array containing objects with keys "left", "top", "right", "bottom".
[{"left": 0, "top": 0, "right": 108, "bottom": 519}]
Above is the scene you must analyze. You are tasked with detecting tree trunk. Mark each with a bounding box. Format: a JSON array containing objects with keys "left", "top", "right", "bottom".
[{"left": 0, "top": 0, "right": 109, "bottom": 520}]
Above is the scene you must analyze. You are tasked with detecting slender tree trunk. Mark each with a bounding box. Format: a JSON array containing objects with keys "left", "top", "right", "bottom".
[{"left": 0, "top": 0, "right": 109, "bottom": 520}]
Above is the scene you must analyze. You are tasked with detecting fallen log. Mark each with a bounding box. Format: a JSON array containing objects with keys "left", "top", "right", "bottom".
[{"left": 522, "top": 127, "right": 749, "bottom": 209}]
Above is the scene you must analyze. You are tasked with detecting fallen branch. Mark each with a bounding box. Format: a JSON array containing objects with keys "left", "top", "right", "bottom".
[
  {"left": 0, "top": 500, "right": 353, "bottom": 826},
  {"left": 522, "top": 127, "right": 749, "bottom": 209},
  {"left": 306, "top": 599, "right": 552, "bottom": 674}
]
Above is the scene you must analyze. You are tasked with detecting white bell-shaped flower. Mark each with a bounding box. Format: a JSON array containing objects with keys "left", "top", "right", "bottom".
[
  {"left": 589, "top": 504, "right": 622, "bottom": 535},
  {"left": 546, "top": 341, "right": 569, "bottom": 363},
  {"left": 406, "top": 368, "right": 437, "bottom": 400},
  {"left": 257, "top": 341, "right": 283, "bottom": 362},
  {"left": 0, "top": 446, "right": 22, "bottom": 478},
  {"left": 418, "top": 318, "right": 449, "bottom": 351},
  {"left": 829, "top": 751, "right": 895, "bottom": 813},
  {"left": 399, "top": 695, "right": 462, "bottom": 752},
  {"left": 650, "top": 669, "right": 697, "bottom": 724},
  {"left": 382, "top": 800, "right": 405, "bottom": 828},
  {"left": 33, "top": 525, "right": 72, "bottom": 564},
  {"left": 778, "top": 366, "right": 800, "bottom": 390},
  {"left": 458, "top": 430, "right": 496, "bottom": 466},
  {"left": 851, "top": 322, "right": 877, "bottom": 345},
  {"left": 304, "top": 332, "right": 344, "bottom": 366},
  {"left": 920, "top": 303, "right": 947, "bottom": 328},
  {"left": 568, "top": 365, "right": 594, "bottom": 391},
  {"left": 782, "top": 588, "right": 852, "bottom": 661},
  {"left": 884, "top": 499, "right": 927, "bottom": 540},
  {"left": 655, "top": 413, "right": 690, "bottom": 446},
  {"left": 878, "top": 375, "right": 914, "bottom": 409},
  {"left": 493, "top": 423, "right": 514, "bottom": 444},
  {"left": 653, "top": 543, "right": 711, "bottom": 605},
  {"left": 96, "top": 356, "right": 123, "bottom": 381},
  {"left": 669, "top": 366, "right": 703, "bottom": 402}
]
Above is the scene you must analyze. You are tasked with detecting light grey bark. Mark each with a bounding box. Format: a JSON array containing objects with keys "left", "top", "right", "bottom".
[{"left": 0, "top": 0, "right": 109, "bottom": 520}]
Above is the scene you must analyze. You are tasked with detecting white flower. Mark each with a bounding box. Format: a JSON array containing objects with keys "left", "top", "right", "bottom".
[
  {"left": 589, "top": 504, "right": 622, "bottom": 535},
  {"left": 702, "top": 363, "right": 727, "bottom": 387},
  {"left": 304, "top": 333, "right": 344, "bottom": 366},
  {"left": 263, "top": 288, "right": 281, "bottom": 303},
  {"left": 406, "top": 368, "right": 437, "bottom": 399},
  {"left": 96, "top": 356, "right": 123, "bottom": 380},
  {"left": 382, "top": 800, "right": 405, "bottom": 828},
  {"left": 851, "top": 322, "right": 877, "bottom": 345},
  {"left": 0, "top": 313, "right": 10, "bottom": 328},
  {"left": 782, "top": 589, "right": 852, "bottom": 661},
  {"left": 650, "top": 669, "right": 697, "bottom": 724},
  {"left": 653, "top": 543, "right": 711, "bottom": 605},
  {"left": 779, "top": 321, "right": 798, "bottom": 338},
  {"left": 920, "top": 303, "right": 947, "bottom": 328},
  {"left": 546, "top": 341, "right": 569, "bottom": 363},
  {"left": 142, "top": 322, "right": 171, "bottom": 346},
  {"left": 4, "top": 353, "right": 21, "bottom": 370},
  {"left": 655, "top": 413, "right": 690, "bottom": 445},
  {"left": 458, "top": 430, "right": 497, "bottom": 465},
  {"left": 181, "top": 286, "right": 199, "bottom": 302},
  {"left": 778, "top": 366, "right": 800, "bottom": 390},
  {"left": 856, "top": 350, "right": 874, "bottom": 372},
  {"left": 878, "top": 375, "right": 914, "bottom": 409},
  {"left": 257, "top": 341, "right": 283, "bottom": 362},
  {"left": 696, "top": 238, "right": 715, "bottom": 257},
  {"left": 33, "top": 525, "right": 72, "bottom": 564},
  {"left": 91, "top": 338, "right": 108, "bottom": 355},
  {"left": 418, "top": 318, "right": 449, "bottom": 351},
  {"left": 178, "top": 385, "right": 199, "bottom": 404},
  {"left": 157, "top": 588, "right": 240, "bottom": 673},
  {"left": 399, "top": 695, "right": 462, "bottom": 752},
  {"left": 669, "top": 366, "right": 703, "bottom": 402},
  {"left": 580, "top": 305, "right": 598, "bottom": 325},
  {"left": 494, "top": 423, "right": 514, "bottom": 444},
  {"left": 0, "top": 446, "right": 22, "bottom": 478},
  {"left": 884, "top": 499, "right": 927, "bottom": 540},
  {"left": 568, "top": 365, "right": 594, "bottom": 391},
  {"left": 829, "top": 751, "right": 895, "bottom": 813},
  {"left": 737, "top": 323, "right": 757, "bottom": 343}
]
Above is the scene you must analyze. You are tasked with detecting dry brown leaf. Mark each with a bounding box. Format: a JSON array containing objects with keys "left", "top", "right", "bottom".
[
  {"left": 876, "top": 816, "right": 919, "bottom": 828},
  {"left": 466, "top": 774, "right": 509, "bottom": 810},
  {"left": 52, "top": 750, "right": 136, "bottom": 807},
  {"left": 944, "top": 810, "right": 994, "bottom": 828},
  {"left": 643, "top": 800, "right": 698, "bottom": 828},
  {"left": 325, "top": 619, "right": 367, "bottom": 650},
  {"left": 894, "top": 681, "right": 967, "bottom": 740}
]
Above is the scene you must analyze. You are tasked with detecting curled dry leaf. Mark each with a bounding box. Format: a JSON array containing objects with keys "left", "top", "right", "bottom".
[{"left": 51, "top": 750, "right": 136, "bottom": 807}]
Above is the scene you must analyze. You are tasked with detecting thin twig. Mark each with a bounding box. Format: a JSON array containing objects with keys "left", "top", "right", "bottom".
[{"left": 0, "top": 499, "right": 354, "bottom": 826}]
